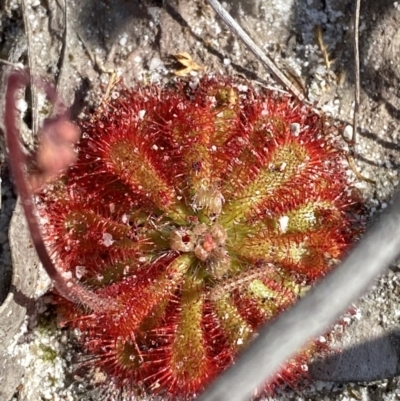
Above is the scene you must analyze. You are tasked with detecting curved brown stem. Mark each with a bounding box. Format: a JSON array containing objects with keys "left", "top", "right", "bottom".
[{"left": 4, "top": 70, "right": 119, "bottom": 313}]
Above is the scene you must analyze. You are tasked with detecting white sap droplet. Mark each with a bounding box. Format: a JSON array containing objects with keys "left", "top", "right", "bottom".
[
  {"left": 102, "top": 233, "right": 115, "bottom": 247},
  {"left": 278, "top": 216, "right": 289, "bottom": 233},
  {"left": 290, "top": 123, "right": 301, "bottom": 136},
  {"left": 138, "top": 110, "right": 146, "bottom": 120},
  {"left": 75, "top": 266, "right": 86, "bottom": 280}
]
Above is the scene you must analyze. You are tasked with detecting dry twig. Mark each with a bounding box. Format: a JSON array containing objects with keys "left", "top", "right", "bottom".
[
  {"left": 206, "top": 0, "right": 306, "bottom": 102},
  {"left": 346, "top": 153, "right": 376, "bottom": 185},
  {"left": 0, "top": 59, "right": 24, "bottom": 69},
  {"left": 352, "top": 0, "right": 361, "bottom": 145},
  {"left": 55, "top": 0, "right": 68, "bottom": 93},
  {"left": 345, "top": 0, "right": 372, "bottom": 185},
  {"left": 76, "top": 31, "right": 118, "bottom": 102},
  {"left": 21, "top": 0, "right": 39, "bottom": 136}
]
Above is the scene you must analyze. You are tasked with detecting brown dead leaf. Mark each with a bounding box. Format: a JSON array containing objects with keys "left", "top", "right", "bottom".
[{"left": 173, "top": 52, "right": 205, "bottom": 76}]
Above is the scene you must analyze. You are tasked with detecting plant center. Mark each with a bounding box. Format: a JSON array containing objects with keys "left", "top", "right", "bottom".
[{"left": 170, "top": 222, "right": 229, "bottom": 279}]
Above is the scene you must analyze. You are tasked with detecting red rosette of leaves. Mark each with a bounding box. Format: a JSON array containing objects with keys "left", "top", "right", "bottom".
[{"left": 37, "top": 76, "right": 362, "bottom": 399}]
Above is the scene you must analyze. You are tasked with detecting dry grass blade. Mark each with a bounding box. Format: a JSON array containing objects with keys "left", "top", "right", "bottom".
[
  {"left": 76, "top": 31, "right": 118, "bottom": 102},
  {"left": 55, "top": 0, "right": 68, "bottom": 92},
  {"left": 0, "top": 59, "right": 24, "bottom": 69},
  {"left": 345, "top": 0, "right": 370, "bottom": 186},
  {"left": 346, "top": 153, "right": 376, "bottom": 185},
  {"left": 21, "top": 0, "right": 39, "bottom": 137},
  {"left": 206, "top": 0, "right": 306, "bottom": 102},
  {"left": 314, "top": 25, "right": 334, "bottom": 70},
  {"left": 352, "top": 0, "right": 361, "bottom": 145}
]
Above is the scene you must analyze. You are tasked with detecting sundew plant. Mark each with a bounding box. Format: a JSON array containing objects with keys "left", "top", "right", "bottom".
[{"left": 31, "top": 75, "right": 362, "bottom": 399}]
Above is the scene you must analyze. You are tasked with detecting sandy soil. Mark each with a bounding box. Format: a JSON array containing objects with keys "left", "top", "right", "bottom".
[{"left": 1, "top": 0, "right": 400, "bottom": 400}]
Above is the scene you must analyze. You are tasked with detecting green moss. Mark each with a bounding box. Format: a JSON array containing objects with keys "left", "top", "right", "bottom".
[{"left": 40, "top": 344, "right": 58, "bottom": 362}]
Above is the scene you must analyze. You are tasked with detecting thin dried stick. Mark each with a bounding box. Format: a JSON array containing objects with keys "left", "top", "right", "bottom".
[
  {"left": 206, "top": 0, "right": 306, "bottom": 102},
  {"left": 199, "top": 193, "right": 400, "bottom": 401},
  {"left": 346, "top": 0, "right": 372, "bottom": 185},
  {"left": 21, "top": 0, "right": 39, "bottom": 137},
  {"left": 0, "top": 58, "right": 24, "bottom": 69},
  {"left": 352, "top": 0, "right": 361, "bottom": 145},
  {"left": 346, "top": 153, "right": 376, "bottom": 185},
  {"left": 55, "top": 0, "right": 68, "bottom": 93},
  {"left": 76, "top": 31, "right": 118, "bottom": 102}
]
